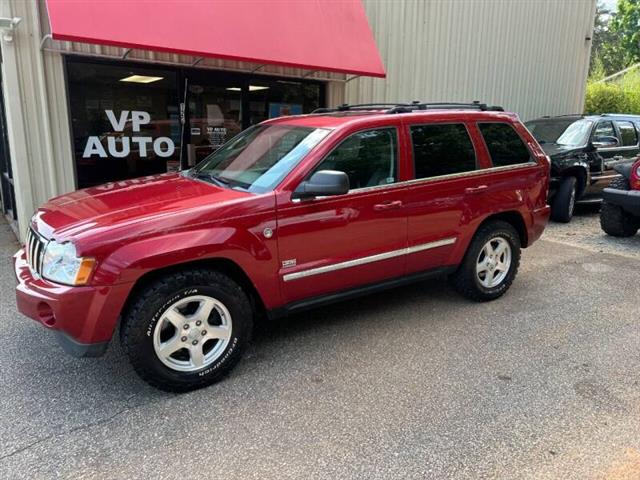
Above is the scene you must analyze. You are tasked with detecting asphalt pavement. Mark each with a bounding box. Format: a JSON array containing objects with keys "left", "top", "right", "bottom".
[{"left": 1, "top": 212, "right": 639, "bottom": 480}]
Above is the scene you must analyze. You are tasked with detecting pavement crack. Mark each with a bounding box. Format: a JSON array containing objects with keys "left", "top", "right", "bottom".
[{"left": 0, "top": 395, "right": 138, "bottom": 462}]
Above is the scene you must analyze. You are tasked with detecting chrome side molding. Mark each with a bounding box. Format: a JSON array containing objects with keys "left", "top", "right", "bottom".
[{"left": 282, "top": 237, "right": 456, "bottom": 282}]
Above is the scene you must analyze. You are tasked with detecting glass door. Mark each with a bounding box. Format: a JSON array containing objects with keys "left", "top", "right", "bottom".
[
  {"left": 181, "top": 71, "right": 325, "bottom": 168},
  {"left": 183, "top": 71, "right": 244, "bottom": 167}
]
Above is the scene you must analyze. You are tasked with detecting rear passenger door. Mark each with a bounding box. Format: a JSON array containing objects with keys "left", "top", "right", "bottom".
[
  {"left": 403, "top": 122, "right": 485, "bottom": 274},
  {"left": 613, "top": 120, "right": 639, "bottom": 161}
]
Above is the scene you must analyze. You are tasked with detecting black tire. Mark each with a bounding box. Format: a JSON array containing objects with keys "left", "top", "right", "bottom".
[
  {"left": 600, "top": 176, "right": 639, "bottom": 237},
  {"left": 121, "top": 269, "right": 253, "bottom": 392},
  {"left": 551, "top": 176, "right": 577, "bottom": 223},
  {"left": 450, "top": 220, "right": 521, "bottom": 302}
]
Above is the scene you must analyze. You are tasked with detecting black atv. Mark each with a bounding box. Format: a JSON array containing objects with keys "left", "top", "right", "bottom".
[{"left": 600, "top": 157, "right": 640, "bottom": 237}]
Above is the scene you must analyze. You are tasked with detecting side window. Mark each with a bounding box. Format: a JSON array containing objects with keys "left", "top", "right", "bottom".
[
  {"left": 410, "top": 124, "right": 476, "bottom": 179},
  {"left": 478, "top": 123, "right": 531, "bottom": 167},
  {"left": 313, "top": 128, "right": 398, "bottom": 190},
  {"left": 616, "top": 121, "right": 638, "bottom": 146},
  {"left": 593, "top": 121, "right": 616, "bottom": 139}
]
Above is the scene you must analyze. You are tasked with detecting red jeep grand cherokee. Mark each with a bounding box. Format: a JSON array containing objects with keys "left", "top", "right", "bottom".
[{"left": 15, "top": 102, "right": 550, "bottom": 392}]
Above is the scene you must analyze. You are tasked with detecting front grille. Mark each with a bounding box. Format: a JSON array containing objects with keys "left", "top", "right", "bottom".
[{"left": 25, "top": 228, "right": 47, "bottom": 276}]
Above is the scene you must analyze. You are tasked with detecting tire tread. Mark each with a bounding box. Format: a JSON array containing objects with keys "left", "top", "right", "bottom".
[
  {"left": 599, "top": 177, "right": 639, "bottom": 237},
  {"left": 450, "top": 221, "right": 521, "bottom": 302},
  {"left": 121, "top": 268, "right": 252, "bottom": 392}
]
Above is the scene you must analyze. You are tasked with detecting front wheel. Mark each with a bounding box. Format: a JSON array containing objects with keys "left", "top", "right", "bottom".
[
  {"left": 121, "top": 269, "right": 253, "bottom": 392},
  {"left": 450, "top": 220, "right": 521, "bottom": 302},
  {"left": 551, "top": 176, "right": 577, "bottom": 223}
]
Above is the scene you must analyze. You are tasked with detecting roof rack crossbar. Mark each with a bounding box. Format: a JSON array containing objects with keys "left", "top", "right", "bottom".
[
  {"left": 313, "top": 102, "right": 414, "bottom": 114},
  {"left": 312, "top": 101, "right": 504, "bottom": 115}
]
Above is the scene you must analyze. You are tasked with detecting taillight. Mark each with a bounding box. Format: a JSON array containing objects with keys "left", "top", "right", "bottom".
[{"left": 631, "top": 159, "right": 640, "bottom": 190}]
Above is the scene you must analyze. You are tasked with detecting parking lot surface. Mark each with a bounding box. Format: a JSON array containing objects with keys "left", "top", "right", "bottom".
[{"left": 1, "top": 211, "right": 639, "bottom": 480}]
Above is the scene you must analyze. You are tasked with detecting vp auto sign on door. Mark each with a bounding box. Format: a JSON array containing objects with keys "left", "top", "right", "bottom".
[{"left": 83, "top": 110, "right": 176, "bottom": 158}]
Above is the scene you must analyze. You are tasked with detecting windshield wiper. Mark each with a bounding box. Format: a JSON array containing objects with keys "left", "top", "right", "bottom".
[{"left": 194, "top": 171, "right": 230, "bottom": 188}]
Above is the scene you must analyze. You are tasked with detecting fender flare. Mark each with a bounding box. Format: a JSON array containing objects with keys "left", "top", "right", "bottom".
[{"left": 92, "top": 226, "right": 279, "bottom": 308}]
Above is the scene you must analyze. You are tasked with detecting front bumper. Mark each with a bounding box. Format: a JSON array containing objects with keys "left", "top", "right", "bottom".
[
  {"left": 603, "top": 188, "right": 640, "bottom": 216},
  {"left": 14, "top": 249, "right": 132, "bottom": 357},
  {"left": 548, "top": 177, "right": 560, "bottom": 200}
]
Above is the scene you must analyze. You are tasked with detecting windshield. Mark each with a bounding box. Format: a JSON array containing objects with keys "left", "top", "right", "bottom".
[
  {"left": 556, "top": 120, "right": 593, "bottom": 146},
  {"left": 525, "top": 119, "right": 593, "bottom": 147},
  {"left": 191, "top": 124, "right": 330, "bottom": 193}
]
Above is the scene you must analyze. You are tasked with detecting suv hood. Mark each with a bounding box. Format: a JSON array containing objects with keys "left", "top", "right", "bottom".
[
  {"left": 33, "top": 173, "right": 250, "bottom": 241},
  {"left": 539, "top": 143, "right": 585, "bottom": 158}
]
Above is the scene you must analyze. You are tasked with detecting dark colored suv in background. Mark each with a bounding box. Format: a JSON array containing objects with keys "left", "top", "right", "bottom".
[{"left": 525, "top": 114, "right": 640, "bottom": 222}]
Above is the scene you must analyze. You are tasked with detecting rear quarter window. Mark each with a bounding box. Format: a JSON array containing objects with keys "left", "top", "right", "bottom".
[
  {"left": 616, "top": 121, "right": 638, "bottom": 147},
  {"left": 478, "top": 123, "right": 531, "bottom": 167}
]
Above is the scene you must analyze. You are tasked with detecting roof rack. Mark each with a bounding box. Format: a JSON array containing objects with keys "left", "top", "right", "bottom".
[
  {"left": 541, "top": 113, "right": 584, "bottom": 118},
  {"left": 312, "top": 100, "right": 504, "bottom": 115}
]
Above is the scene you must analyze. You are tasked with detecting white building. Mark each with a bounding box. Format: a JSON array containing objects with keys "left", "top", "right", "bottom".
[{"left": 0, "top": 0, "right": 596, "bottom": 239}]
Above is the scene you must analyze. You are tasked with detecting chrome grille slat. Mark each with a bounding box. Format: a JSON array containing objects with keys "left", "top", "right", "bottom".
[{"left": 25, "top": 227, "right": 47, "bottom": 277}]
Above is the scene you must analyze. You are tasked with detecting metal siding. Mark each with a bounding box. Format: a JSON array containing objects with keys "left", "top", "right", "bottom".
[
  {"left": 347, "top": 0, "right": 596, "bottom": 121},
  {"left": 1, "top": 0, "right": 77, "bottom": 241}
]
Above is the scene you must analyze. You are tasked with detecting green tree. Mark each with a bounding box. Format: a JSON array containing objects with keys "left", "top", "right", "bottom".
[
  {"left": 609, "top": 0, "right": 640, "bottom": 66},
  {"left": 589, "top": 2, "right": 627, "bottom": 77}
]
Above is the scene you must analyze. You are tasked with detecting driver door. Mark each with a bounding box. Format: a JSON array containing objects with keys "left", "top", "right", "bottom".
[{"left": 275, "top": 127, "right": 408, "bottom": 305}]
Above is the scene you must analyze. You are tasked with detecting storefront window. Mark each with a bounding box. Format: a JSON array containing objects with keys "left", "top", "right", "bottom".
[
  {"left": 66, "top": 59, "right": 324, "bottom": 189},
  {"left": 247, "top": 79, "right": 322, "bottom": 125},
  {"left": 67, "top": 60, "right": 181, "bottom": 188},
  {"left": 185, "top": 72, "right": 243, "bottom": 165}
]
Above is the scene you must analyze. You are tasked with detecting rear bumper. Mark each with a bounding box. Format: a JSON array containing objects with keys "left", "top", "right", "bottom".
[
  {"left": 14, "top": 249, "right": 132, "bottom": 357},
  {"left": 603, "top": 188, "right": 640, "bottom": 216},
  {"left": 528, "top": 205, "right": 551, "bottom": 246}
]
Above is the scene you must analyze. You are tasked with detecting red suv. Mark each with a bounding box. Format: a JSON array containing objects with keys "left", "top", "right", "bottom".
[{"left": 15, "top": 102, "right": 550, "bottom": 391}]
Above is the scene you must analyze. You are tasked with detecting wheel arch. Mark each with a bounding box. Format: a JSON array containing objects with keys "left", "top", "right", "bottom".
[
  {"left": 561, "top": 166, "right": 588, "bottom": 197},
  {"left": 476, "top": 211, "right": 529, "bottom": 248},
  {"left": 121, "top": 258, "right": 267, "bottom": 323}
]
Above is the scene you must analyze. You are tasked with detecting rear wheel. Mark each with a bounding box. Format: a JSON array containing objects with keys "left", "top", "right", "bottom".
[
  {"left": 600, "top": 177, "right": 639, "bottom": 237},
  {"left": 551, "top": 176, "right": 577, "bottom": 223},
  {"left": 450, "top": 220, "right": 521, "bottom": 302},
  {"left": 121, "top": 269, "right": 253, "bottom": 392}
]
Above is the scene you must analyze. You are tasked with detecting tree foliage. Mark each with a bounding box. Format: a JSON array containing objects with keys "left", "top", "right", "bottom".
[
  {"left": 589, "top": 0, "right": 640, "bottom": 77},
  {"left": 610, "top": 0, "right": 640, "bottom": 65},
  {"left": 584, "top": 70, "right": 640, "bottom": 114}
]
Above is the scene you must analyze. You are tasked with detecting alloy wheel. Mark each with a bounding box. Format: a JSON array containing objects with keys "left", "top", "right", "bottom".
[
  {"left": 152, "top": 295, "right": 232, "bottom": 372},
  {"left": 476, "top": 237, "right": 512, "bottom": 288}
]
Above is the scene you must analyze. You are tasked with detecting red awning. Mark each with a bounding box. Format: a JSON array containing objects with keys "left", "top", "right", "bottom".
[{"left": 46, "top": 0, "right": 385, "bottom": 78}]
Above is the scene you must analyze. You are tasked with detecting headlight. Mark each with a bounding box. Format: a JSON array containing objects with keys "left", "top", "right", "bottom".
[{"left": 41, "top": 241, "right": 95, "bottom": 286}]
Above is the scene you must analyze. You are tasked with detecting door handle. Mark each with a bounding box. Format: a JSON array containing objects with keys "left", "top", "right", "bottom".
[
  {"left": 465, "top": 185, "right": 488, "bottom": 194},
  {"left": 373, "top": 200, "right": 403, "bottom": 211}
]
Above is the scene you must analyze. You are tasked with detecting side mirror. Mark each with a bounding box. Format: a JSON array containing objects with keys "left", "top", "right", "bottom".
[
  {"left": 592, "top": 136, "right": 619, "bottom": 148},
  {"left": 293, "top": 170, "right": 350, "bottom": 199}
]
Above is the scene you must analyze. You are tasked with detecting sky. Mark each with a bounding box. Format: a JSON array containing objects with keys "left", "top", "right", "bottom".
[{"left": 601, "top": 0, "right": 617, "bottom": 12}]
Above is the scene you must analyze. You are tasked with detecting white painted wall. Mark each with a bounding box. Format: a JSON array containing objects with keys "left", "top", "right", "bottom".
[{"left": 1, "top": 0, "right": 74, "bottom": 240}]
